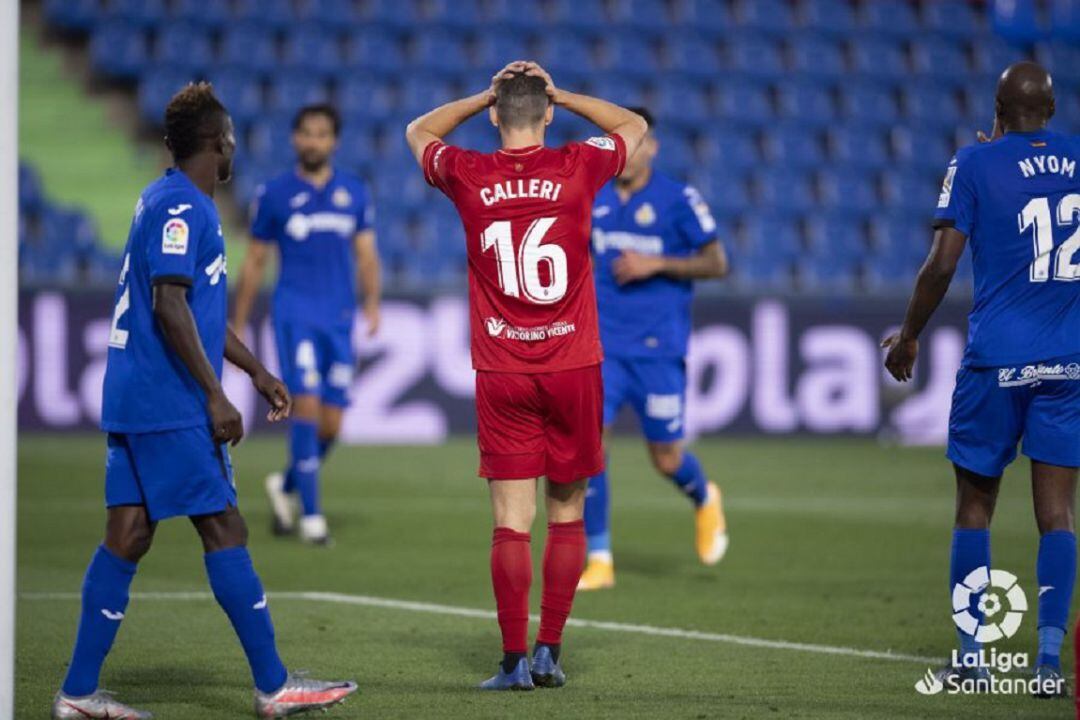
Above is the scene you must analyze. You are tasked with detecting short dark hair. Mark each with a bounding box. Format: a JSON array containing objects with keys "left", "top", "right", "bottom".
[
  {"left": 164, "top": 82, "right": 228, "bottom": 162},
  {"left": 626, "top": 107, "right": 655, "bottom": 130},
  {"left": 292, "top": 103, "right": 341, "bottom": 136},
  {"left": 495, "top": 72, "right": 550, "bottom": 130}
]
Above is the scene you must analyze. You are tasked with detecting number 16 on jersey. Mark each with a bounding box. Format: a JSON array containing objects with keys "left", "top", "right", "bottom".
[{"left": 481, "top": 218, "right": 568, "bottom": 304}]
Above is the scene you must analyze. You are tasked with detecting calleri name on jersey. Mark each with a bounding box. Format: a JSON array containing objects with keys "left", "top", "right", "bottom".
[{"left": 423, "top": 135, "right": 627, "bottom": 374}]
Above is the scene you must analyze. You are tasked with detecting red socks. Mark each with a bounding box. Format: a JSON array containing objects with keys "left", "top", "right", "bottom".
[
  {"left": 538, "top": 520, "right": 586, "bottom": 647},
  {"left": 491, "top": 527, "right": 532, "bottom": 653}
]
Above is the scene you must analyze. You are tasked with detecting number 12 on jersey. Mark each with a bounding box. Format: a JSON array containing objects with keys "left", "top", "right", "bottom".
[
  {"left": 481, "top": 217, "right": 568, "bottom": 304},
  {"left": 1021, "top": 194, "right": 1080, "bottom": 282}
]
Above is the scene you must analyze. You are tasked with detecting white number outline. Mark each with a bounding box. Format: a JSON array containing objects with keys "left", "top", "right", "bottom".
[
  {"left": 1021, "top": 194, "right": 1080, "bottom": 282},
  {"left": 480, "top": 217, "right": 568, "bottom": 304},
  {"left": 108, "top": 253, "right": 131, "bottom": 349}
]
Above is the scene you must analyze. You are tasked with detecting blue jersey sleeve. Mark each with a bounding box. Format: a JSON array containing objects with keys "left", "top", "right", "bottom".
[
  {"left": 145, "top": 196, "right": 205, "bottom": 285},
  {"left": 673, "top": 185, "right": 718, "bottom": 249},
  {"left": 933, "top": 151, "right": 977, "bottom": 237},
  {"left": 249, "top": 183, "right": 277, "bottom": 242},
  {"left": 354, "top": 179, "right": 374, "bottom": 232}
]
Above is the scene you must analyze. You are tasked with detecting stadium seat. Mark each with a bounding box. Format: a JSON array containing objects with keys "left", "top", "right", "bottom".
[
  {"left": 549, "top": 0, "right": 611, "bottom": 33},
  {"left": 599, "top": 36, "right": 661, "bottom": 77},
  {"left": 1051, "top": 0, "right": 1080, "bottom": 43},
  {"left": 805, "top": 214, "right": 868, "bottom": 257},
  {"left": 89, "top": 21, "right": 148, "bottom": 80},
  {"left": 673, "top": 0, "right": 730, "bottom": 37},
  {"left": 788, "top": 36, "right": 846, "bottom": 79},
  {"left": 970, "top": 37, "right": 1029, "bottom": 80},
  {"left": 726, "top": 36, "right": 786, "bottom": 79},
  {"left": 587, "top": 76, "right": 647, "bottom": 108},
  {"left": 409, "top": 30, "right": 469, "bottom": 72},
  {"left": 754, "top": 170, "right": 815, "bottom": 216},
  {"left": 660, "top": 34, "right": 721, "bottom": 79},
  {"left": 399, "top": 77, "right": 457, "bottom": 117},
  {"left": 1036, "top": 41, "right": 1080, "bottom": 85},
  {"left": 421, "top": 0, "right": 483, "bottom": 31},
  {"left": 611, "top": 0, "right": 672, "bottom": 35},
  {"left": 153, "top": 22, "right": 213, "bottom": 75},
  {"left": 282, "top": 23, "right": 344, "bottom": 74},
  {"left": 838, "top": 83, "right": 900, "bottom": 127},
  {"left": 653, "top": 79, "right": 711, "bottom": 129},
  {"left": 344, "top": 29, "right": 406, "bottom": 74},
  {"left": 991, "top": 0, "right": 1044, "bottom": 46},
  {"left": 775, "top": 82, "right": 835, "bottom": 126},
  {"left": 699, "top": 173, "right": 752, "bottom": 220},
  {"left": 901, "top": 85, "right": 964, "bottom": 130},
  {"left": 44, "top": 0, "right": 101, "bottom": 33},
  {"left": 296, "top": 0, "right": 358, "bottom": 27},
  {"left": 108, "top": 0, "right": 167, "bottom": 30},
  {"left": 233, "top": 0, "right": 296, "bottom": 31},
  {"left": 267, "top": 72, "right": 331, "bottom": 116},
  {"left": 761, "top": 127, "right": 826, "bottom": 170},
  {"left": 798, "top": 0, "right": 857, "bottom": 38},
  {"left": 733, "top": 0, "right": 794, "bottom": 36},
  {"left": 218, "top": 23, "right": 278, "bottom": 74},
  {"left": 533, "top": 35, "right": 596, "bottom": 81},
  {"left": 880, "top": 171, "right": 940, "bottom": 217},
  {"left": 849, "top": 37, "right": 908, "bottom": 82},
  {"left": 697, "top": 133, "right": 759, "bottom": 173},
  {"left": 815, "top": 172, "right": 877, "bottom": 217},
  {"left": 338, "top": 76, "right": 396, "bottom": 121},
  {"left": 799, "top": 252, "right": 859, "bottom": 293},
  {"left": 891, "top": 127, "right": 954, "bottom": 175},
  {"left": 910, "top": 39, "right": 972, "bottom": 84},
  {"left": 137, "top": 67, "right": 195, "bottom": 124},
  {"left": 859, "top": 0, "right": 919, "bottom": 38},
  {"left": 482, "top": 0, "right": 550, "bottom": 31},
  {"left": 827, "top": 126, "right": 890, "bottom": 170},
  {"left": 206, "top": 69, "right": 263, "bottom": 128},
  {"left": 714, "top": 81, "right": 773, "bottom": 126},
  {"left": 922, "top": 1, "right": 982, "bottom": 39},
  {"left": 169, "top": 0, "right": 230, "bottom": 30}
]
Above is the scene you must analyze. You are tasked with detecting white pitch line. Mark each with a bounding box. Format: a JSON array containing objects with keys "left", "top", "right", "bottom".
[{"left": 20, "top": 590, "right": 942, "bottom": 666}]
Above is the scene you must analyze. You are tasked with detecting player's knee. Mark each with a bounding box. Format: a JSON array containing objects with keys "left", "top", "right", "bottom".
[
  {"left": 1037, "top": 506, "right": 1075, "bottom": 534},
  {"left": 194, "top": 508, "right": 249, "bottom": 552},
  {"left": 106, "top": 524, "right": 154, "bottom": 563},
  {"left": 954, "top": 504, "right": 993, "bottom": 530},
  {"left": 319, "top": 416, "right": 342, "bottom": 442},
  {"left": 292, "top": 394, "right": 321, "bottom": 421},
  {"left": 649, "top": 444, "right": 683, "bottom": 476}
]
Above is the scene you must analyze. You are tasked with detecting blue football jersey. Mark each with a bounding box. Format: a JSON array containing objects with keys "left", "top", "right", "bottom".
[
  {"left": 250, "top": 168, "right": 373, "bottom": 326},
  {"left": 591, "top": 172, "right": 718, "bottom": 357},
  {"left": 934, "top": 129, "right": 1080, "bottom": 367},
  {"left": 101, "top": 169, "right": 228, "bottom": 433}
]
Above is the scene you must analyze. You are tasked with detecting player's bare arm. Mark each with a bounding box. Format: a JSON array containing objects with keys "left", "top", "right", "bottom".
[
  {"left": 882, "top": 227, "right": 967, "bottom": 382},
  {"left": 523, "top": 62, "right": 648, "bottom": 155},
  {"left": 224, "top": 326, "right": 292, "bottom": 422},
  {"left": 613, "top": 241, "right": 728, "bottom": 285},
  {"left": 230, "top": 238, "right": 272, "bottom": 331},
  {"left": 153, "top": 281, "right": 244, "bottom": 444},
  {"left": 355, "top": 228, "right": 381, "bottom": 337},
  {"left": 404, "top": 61, "right": 525, "bottom": 162}
]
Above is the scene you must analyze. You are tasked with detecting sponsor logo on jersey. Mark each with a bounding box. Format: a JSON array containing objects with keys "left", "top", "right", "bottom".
[
  {"left": 593, "top": 205, "right": 611, "bottom": 218},
  {"left": 162, "top": 218, "right": 189, "bottom": 255},
  {"left": 938, "top": 162, "right": 957, "bottom": 208},
  {"left": 205, "top": 253, "right": 227, "bottom": 286},
  {"left": 486, "top": 317, "right": 507, "bottom": 337},
  {"left": 592, "top": 229, "right": 663, "bottom": 255},
  {"left": 332, "top": 187, "right": 352, "bottom": 208},
  {"left": 586, "top": 136, "right": 616, "bottom": 151},
  {"left": 167, "top": 203, "right": 192, "bottom": 215},
  {"left": 486, "top": 318, "right": 577, "bottom": 342},
  {"left": 284, "top": 212, "right": 357, "bottom": 241},
  {"left": 634, "top": 202, "right": 656, "bottom": 226},
  {"left": 997, "top": 361, "right": 1080, "bottom": 386}
]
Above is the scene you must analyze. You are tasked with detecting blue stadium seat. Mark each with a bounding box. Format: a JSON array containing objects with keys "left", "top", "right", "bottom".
[
  {"left": 338, "top": 77, "right": 396, "bottom": 121},
  {"left": 653, "top": 130, "right": 696, "bottom": 175},
  {"left": 761, "top": 127, "right": 826, "bottom": 170},
  {"left": 726, "top": 36, "right": 785, "bottom": 79},
  {"left": 483, "top": 0, "right": 550, "bottom": 31},
  {"left": 472, "top": 35, "right": 533, "bottom": 72},
  {"left": 267, "top": 72, "right": 331, "bottom": 115},
  {"left": 838, "top": 83, "right": 899, "bottom": 127},
  {"left": 89, "top": 21, "right": 148, "bottom": 79},
  {"left": 108, "top": 0, "right": 167, "bottom": 29},
  {"left": 880, "top": 172, "right": 940, "bottom": 216},
  {"left": 399, "top": 77, "right": 456, "bottom": 117},
  {"left": 827, "top": 126, "right": 890, "bottom": 170},
  {"left": 849, "top": 37, "right": 907, "bottom": 81},
  {"left": 697, "top": 133, "right": 759, "bottom": 173},
  {"left": 1052, "top": 0, "right": 1080, "bottom": 43},
  {"left": 733, "top": 0, "right": 794, "bottom": 36},
  {"left": 206, "top": 69, "right": 263, "bottom": 128},
  {"left": 910, "top": 39, "right": 971, "bottom": 84},
  {"left": 653, "top": 80, "right": 710, "bottom": 129},
  {"left": 219, "top": 23, "right": 278, "bottom": 74},
  {"left": 233, "top": 0, "right": 296, "bottom": 31},
  {"left": 673, "top": 0, "right": 730, "bottom": 37},
  {"left": 891, "top": 127, "right": 954, "bottom": 175},
  {"left": 600, "top": 36, "right": 660, "bottom": 77},
  {"left": 611, "top": 0, "right": 671, "bottom": 35},
  {"left": 44, "top": 0, "right": 101, "bottom": 33},
  {"left": 344, "top": 29, "right": 406, "bottom": 74},
  {"left": 902, "top": 85, "right": 963, "bottom": 130},
  {"left": 970, "top": 37, "right": 1029, "bottom": 79},
  {"left": 169, "top": 0, "right": 230, "bottom": 29},
  {"left": 533, "top": 35, "right": 595, "bottom": 81},
  {"left": 714, "top": 81, "right": 773, "bottom": 126},
  {"left": 337, "top": 123, "right": 378, "bottom": 171},
  {"left": 805, "top": 215, "right": 868, "bottom": 257},
  {"left": 799, "top": 252, "right": 859, "bottom": 293},
  {"left": 1037, "top": 41, "right": 1080, "bottom": 85},
  {"left": 799, "top": 0, "right": 857, "bottom": 38},
  {"left": 661, "top": 34, "right": 721, "bottom": 79},
  {"left": 296, "top": 0, "right": 358, "bottom": 27},
  {"left": 549, "top": 0, "right": 611, "bottom": 33},
  {"left": 137, "top": 67, "right": 195, "bottom": 124},
  {"left": 754, "top": 170, "right": 815, "bottom": 216},
  {"left": 246, "top": 117, "right": 294, "bottom": 164},
  {"left": 282, "top": 23, "right": 344, "bottom": 74},
  {"left": 153, "top": 22, "right": 213, "bottom": 75},
  {"left": 776, "top": 82, "right": 835, "bottom": 126},
  {"left": 922, "top": 1, "right": 982, "bottom": 39},
  {"left": 788, "top": 36, "right": 846, "bottom": 79},
  {"left": 815, "top": 172, "right": 877, "bottom": 217},
  {"left": 410, "top": 30, "right": 469, "bottom": 72},
  {"left": 422, "top": 0, "right": 483, "bottom": 31},
  {"left": 587, "top": 76, "right": 647, "bottom": 107},
  {"left": 698, "top": 173, "right": 751, "bottom": 219},
  {"left": 991, "top": 0, "right": 1044, "bottom": 46},
  {"left": 859, "top": 0, "right": 919, "bottom": 38}
]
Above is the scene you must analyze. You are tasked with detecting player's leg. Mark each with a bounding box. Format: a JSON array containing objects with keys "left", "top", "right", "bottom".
[
  {"left": 192, "top": 507, "right": 357, "bottom": 712},
  {"left": 317, "top": 321, "right": 354, "bottom": 462},
  {"left": 290, "top": 393, "right": 330, "bottom": 544},
  {"left": 265, "top": 319, "right": 311, "bottom": 535},
  {"left": 580, "top": 357, "right": 626, "bottom": 590},
  {"left": 318, "top": 404, "right": 344, "bottom": 460}
]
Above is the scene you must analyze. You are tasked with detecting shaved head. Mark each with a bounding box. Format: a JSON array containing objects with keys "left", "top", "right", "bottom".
[{"left": 996, "top": 61, "right": 1055, "bottom": 129}]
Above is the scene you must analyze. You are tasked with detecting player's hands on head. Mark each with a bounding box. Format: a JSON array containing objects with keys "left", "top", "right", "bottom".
[
  {"left": 613, "top": 251, "right": 664, "bottom": 285},
  {"left": 208, "top": 390, "right": 245, "bottom": 445},
  {"left": 252, "top": 369, "right": 292, "bottom": 422},
  {"left": 488, "top": 61, "right": 527, "bottom": 105},
  {"left": 522, "top": 61, "right": 563, "bottom": 105},
  {"left": 881, "top": 332, "right": 918, "bottom": 382}
]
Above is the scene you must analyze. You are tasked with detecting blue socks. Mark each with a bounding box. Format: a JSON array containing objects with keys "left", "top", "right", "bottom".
[
  {"left": 61, "top": 546, "right": 136, "bottom": 697},
  {"left": 584, "top": 469, "right": 611, "bottom": 555},
  {"left": 950, "top": 528, "right": 991, "bottom": 659},
  {"left": 204, "top": 547, "right": 288, "bottom": 694},
  {"left": 669, "top": 452, "right": 708, "bottom": 507},
  {"left": 318, "top": 436, "right": 335, "bottom": 461},
  {"left": 288, "top": 420, "right": 321, "bottom": 517},
  {"left": 1036, "top": 530, "right": 1076, "bottom": 669}
]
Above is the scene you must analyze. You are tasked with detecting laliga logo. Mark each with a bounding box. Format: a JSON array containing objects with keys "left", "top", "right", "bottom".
[{"left": 951, "top": 567, "right": 1027, "bottom": 643}]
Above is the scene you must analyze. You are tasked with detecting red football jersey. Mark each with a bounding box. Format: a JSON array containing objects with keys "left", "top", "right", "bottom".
[{"left": 423, "top": 134, "right": 627, "bottom": 373}]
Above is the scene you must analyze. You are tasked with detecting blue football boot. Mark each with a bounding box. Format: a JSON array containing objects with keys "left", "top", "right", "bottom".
[
  {"left": 1033, "top": 665, "right": 1069, "bottom": 699},
  {"left": 479, "top": 657, "right": 534, "bottom": 691},
  {"left": 530, "top": 646, "right": 566, "bottom": 688}
]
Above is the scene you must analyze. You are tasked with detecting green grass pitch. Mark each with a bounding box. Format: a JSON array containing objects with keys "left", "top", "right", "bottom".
[{"left": 15, "top": 434, "right": 1076, "bottom": 718}]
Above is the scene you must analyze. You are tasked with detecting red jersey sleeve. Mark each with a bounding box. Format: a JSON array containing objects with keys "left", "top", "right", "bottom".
[
  {"left": 422, "top": 140, "right": 465, "bottom": 196},
  {"left": 570, "top": 134, "right": 628, "bottom": 192}
]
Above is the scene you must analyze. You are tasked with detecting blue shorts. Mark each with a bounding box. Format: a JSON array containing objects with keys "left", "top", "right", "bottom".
[
  {"left": 105, "top": 426, "right": 236, "bottom": 522},
  {"left": 602, "top": 356, "right": 686, "bottom": 443},
  {"left": 274, "top": 317, "right": 354, "bottom": 407},
  {"left": 948, "top": 357, "right": 1080, "bottom": 477}
]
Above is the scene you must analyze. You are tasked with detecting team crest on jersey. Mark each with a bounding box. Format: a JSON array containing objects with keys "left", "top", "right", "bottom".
[
  {"left": 938, "top": 161, "right": 957, "bottom": 208},
  {"left": 162, "top": 218, "right": 189, "bottom": 255},
  {"left": 586, "top": 136, "right": 616, "bottom": 151},
  {"left": 634, "top": 202, "right": 656, "bottom": 227},
  {"left": 332, "top": 187, "right": 352, "bottom": 208}
]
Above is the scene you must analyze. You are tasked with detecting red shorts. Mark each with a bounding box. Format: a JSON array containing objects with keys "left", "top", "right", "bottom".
[{"left": 475, "top": 364, "right": 604, "bottom": 484}]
